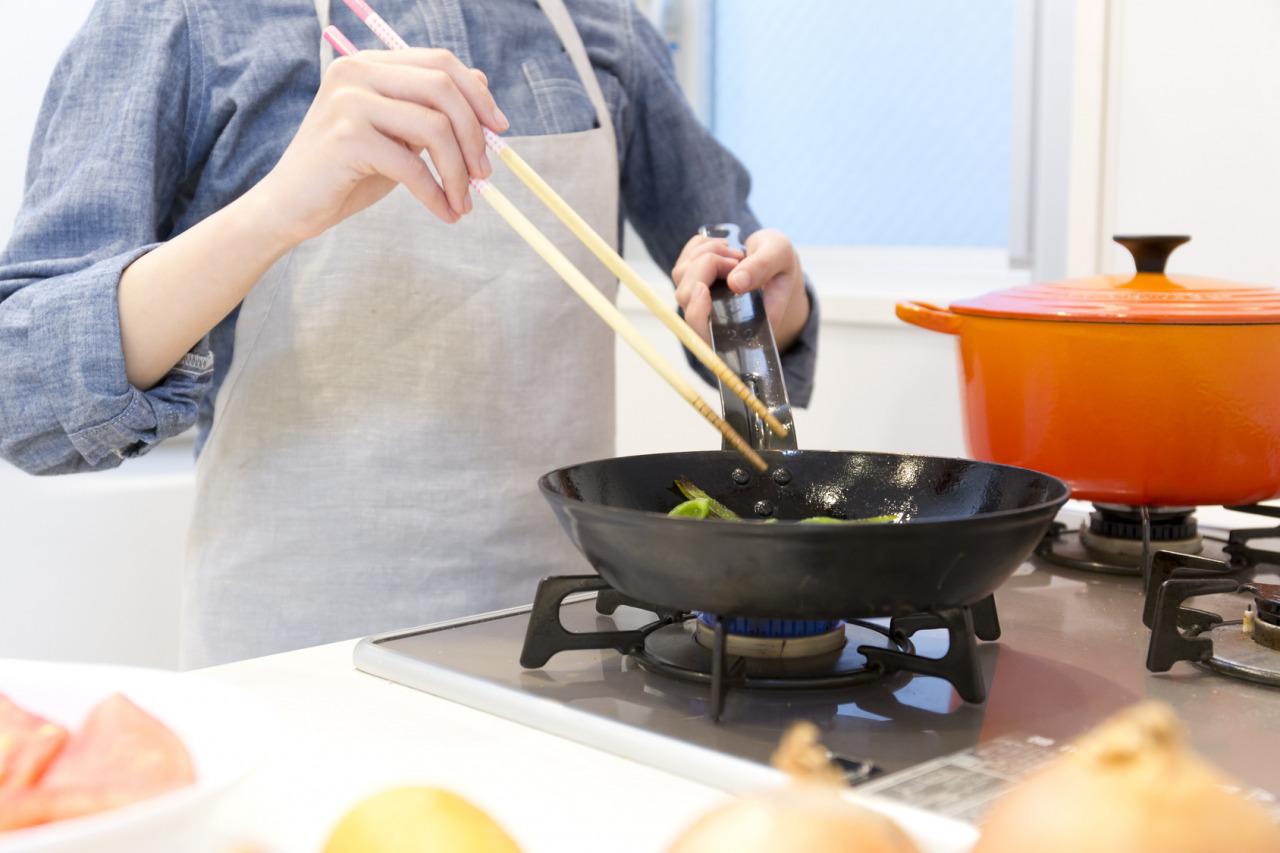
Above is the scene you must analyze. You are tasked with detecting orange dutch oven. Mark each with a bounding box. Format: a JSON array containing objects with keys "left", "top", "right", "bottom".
[{"left": 896, "top": 235, "right": 1280, "bottom": 507}]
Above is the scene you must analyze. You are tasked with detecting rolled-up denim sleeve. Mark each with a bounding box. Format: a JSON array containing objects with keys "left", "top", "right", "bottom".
[
  {"left": 0, "top": 250, "right": 213, "bottom": 474},
  {"left": 613, "top": 5, "right": 820, "bottom": 408},
  {"left": 0, "top": 0, "right": 210, "bottom": 474}
]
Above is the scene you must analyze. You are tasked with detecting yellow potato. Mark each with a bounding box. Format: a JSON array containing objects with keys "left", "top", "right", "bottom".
[{"left": 324, "top": 786, "right": 520, "bottom": 853}]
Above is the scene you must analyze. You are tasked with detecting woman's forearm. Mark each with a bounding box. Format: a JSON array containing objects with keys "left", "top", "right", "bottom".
[{"left": 118, "top": 186, "right": 295, "bottom": 389}]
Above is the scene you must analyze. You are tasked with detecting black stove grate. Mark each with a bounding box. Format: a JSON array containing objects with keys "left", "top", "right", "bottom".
[
  {"left": 1144, "top": 558, "right": 1280, "bottom": 687},
  {"left": 1139, "top": 505, "right": 1280, "bottom": 687},
  {"left": 1222, "top": 503, "right": 1280, "bottom": 566},
  {"left": 519, "top": 575, "right": 999, "bottom": 722}
]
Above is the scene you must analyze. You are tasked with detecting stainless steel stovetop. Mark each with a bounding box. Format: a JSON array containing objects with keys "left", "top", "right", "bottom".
[{"left": 354, "top": 507, "right": 1280, "bottom": 822}]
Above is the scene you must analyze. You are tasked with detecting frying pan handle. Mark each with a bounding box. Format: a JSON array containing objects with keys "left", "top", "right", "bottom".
[
  {"left": 896, "top": 301, "right": 963, "bottom": 335},
  {"left": 700, "top": 224, "right": 798, "bottom": 452}
]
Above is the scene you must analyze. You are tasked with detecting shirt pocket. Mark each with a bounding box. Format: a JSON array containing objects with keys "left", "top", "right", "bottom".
[{"left": 521, "top": 53, "right": 600, "bottom": 135}]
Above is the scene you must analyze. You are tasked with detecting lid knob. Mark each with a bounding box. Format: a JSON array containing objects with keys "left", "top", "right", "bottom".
[{"left": 1113, "top": 234, "right": 1191, "bottom": 274}]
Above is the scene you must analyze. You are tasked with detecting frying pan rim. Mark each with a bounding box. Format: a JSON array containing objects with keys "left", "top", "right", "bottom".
[{"left": 538, "top": 449, "right": 1071, "bottom": 527}]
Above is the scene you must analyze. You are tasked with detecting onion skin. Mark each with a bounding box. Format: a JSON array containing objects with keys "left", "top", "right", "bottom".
[
  {"left": 976, "top": 702, "right": 1280, "bottom": 853},
  {"left": 668, "top": 783, "right": 920, "bottom": 853},
  {"left": 668, "top": 722, "right": 919, "bottom": 853}
]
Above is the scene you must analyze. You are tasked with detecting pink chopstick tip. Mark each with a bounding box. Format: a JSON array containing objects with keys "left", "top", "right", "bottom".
[
  {"left": 342, "top": 0, "right": 410, "bottom": 51},
  {"left": 342, "top": 0, "right": 375, "bottom": 22},
  {"left": 323, "top": 25, "right": 359, "bottom": 57},
  {"left": 482, "top": 128, "right": 508, "bottom": 152},
  {"left": 469, "top": 178, "right": 490, "bottom": 193}
]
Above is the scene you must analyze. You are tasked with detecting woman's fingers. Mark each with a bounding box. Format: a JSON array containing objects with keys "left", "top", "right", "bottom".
[
  {"left": 417, "top": 115, "right": 471, "bottom": 215},
  {"left": 677, "top": 235, "right": 744, "bottom": 265},
  {"left": 728, "top": 229, "right": 794, "bottom": 293},
  {"left": 361, "top": 131, "right": 456, "bottom": 223},
  {"left": 360, "top": 48, "right": 508, "bottom": 132},
  {"left": 673, "top": 245, "right": 740, "bottom": 345},
  {"left": 683, "top": 282, "right": 712, "bottom": 343},
  {"left": 672, "top": 238, "right": 743, "bottom": 284},
  {"left": 351, "top": 63, "right": 489, "bottom": 180},
  {"left": 341, "top": 89, "right": 470, "bottom": 216},
  {"left": 374, "top": 99, "right": 471, "bottom": 214}
]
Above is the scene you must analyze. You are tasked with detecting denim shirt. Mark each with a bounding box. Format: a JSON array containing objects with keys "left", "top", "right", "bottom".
[{"left": 0, "top": 0, "right": 819, "bottom": 475}]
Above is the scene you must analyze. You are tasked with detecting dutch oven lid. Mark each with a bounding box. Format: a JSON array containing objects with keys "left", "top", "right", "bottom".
[{"left": 951, "top": 235, "right": 1280, "bottom": 324}]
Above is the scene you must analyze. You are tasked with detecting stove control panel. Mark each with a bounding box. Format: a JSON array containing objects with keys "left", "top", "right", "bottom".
[{"left": 854, "top": 734, "right": 1278, "bottom": 825}]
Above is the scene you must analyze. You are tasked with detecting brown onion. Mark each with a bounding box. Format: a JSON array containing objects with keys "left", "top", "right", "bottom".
[
  {"left": 667, "top": 723, "right": 919, "bottom": 853},
  {"left": 976, "top": 702, "right": 1280, "bottom": 853}
]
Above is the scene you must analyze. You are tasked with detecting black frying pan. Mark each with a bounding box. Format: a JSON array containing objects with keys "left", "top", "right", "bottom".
[
  {"left": 538, "top": 224, "right": 1068, "bottom": 621},
  {"left": 539, "top": 449, "right": 1068, "bottom": 620}
]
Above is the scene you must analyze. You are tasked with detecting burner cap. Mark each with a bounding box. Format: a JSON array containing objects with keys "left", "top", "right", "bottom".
[
  {"left": 692, "top": 615, "right": 848, "bottom": 660},
  {"left": 692, "top": 619, "right": 848, "bottom": 659},
  {"left": 1089, "top": 506, "right": 1198, "bottom": 541}
]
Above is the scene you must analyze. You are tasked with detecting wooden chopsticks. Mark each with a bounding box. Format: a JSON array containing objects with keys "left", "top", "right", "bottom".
[
  {"left": 470, "top": 179, "right": 768, "bottom": 471},
  {"left": 324, "top": 8, "right": 787, "bottom": 471},
  {"left": 480, "top": 130, "right": 791, "bottom": 441}
]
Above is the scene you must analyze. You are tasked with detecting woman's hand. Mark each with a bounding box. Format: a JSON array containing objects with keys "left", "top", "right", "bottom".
[
  {"left": 119, "top": 48, "right": 509, "bottom": 389},
  {"left": 253, "top": 48, "right": 509, "bottom": 247},
  {"left": 672, "top": 228, "right": 811, "bottom": 351}
]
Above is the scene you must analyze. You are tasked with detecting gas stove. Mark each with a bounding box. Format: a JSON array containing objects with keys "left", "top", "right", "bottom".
[{"left": 355, "top": 504, "right": 1280, "bottom": 824}]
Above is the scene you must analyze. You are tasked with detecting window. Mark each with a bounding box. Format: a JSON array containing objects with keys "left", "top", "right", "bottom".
[
  {"left": 710, "top": 1, "right": 1015, "bottom": 250},
  {"left": 636, "top": 1, "right": 1072, "bottom": 293}
]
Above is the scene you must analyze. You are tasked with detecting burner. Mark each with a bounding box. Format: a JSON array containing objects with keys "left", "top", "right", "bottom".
[
  {"left": 1037, "top": 503, "right": 1280, "bottom": 576},
  {"left": 1081, "top": 505, "right": 1201, "bottom": 563},
  {"left": 1090, "top": 504, "right": 1199, "bottom": 541},
  {"left": 641, "top": 619, "right": 892, "bottom": 686},
  {"left": 519, "top": 575, "right": 1001, "bottom": 721},
  {"left": 692, "top": 615, "right": 847, "bottom": 658}
]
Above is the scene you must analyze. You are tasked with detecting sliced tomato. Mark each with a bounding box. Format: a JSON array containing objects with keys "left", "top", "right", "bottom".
[
  {"left": 0, "top": 694, "right": 68, "bottom": 794},
  {"left": 0, "top": 790, "right": 57, "bottom": 831},
  {"left": 0, "top": 694, "right": 195, "bottom": 832},
  {"left": 40, "top": 693, "right": 194, "bottom": 792}
]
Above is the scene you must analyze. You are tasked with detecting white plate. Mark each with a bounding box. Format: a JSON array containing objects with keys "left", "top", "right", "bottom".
[{"left": 0, "top": 659, "right": 275, "bottom": 853}]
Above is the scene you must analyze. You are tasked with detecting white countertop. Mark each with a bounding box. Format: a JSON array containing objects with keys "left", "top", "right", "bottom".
[
  {"left": 182, "top": 503, "right": 1280, "bottom": 852},
  {"left": 189, "top": 640, "right": 735, "bottom": 852}
]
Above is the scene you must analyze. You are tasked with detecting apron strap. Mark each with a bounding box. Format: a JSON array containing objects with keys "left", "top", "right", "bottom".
[
  {"left": 314, "top": 0, "right": 334, "bottom": 70},
  {"left": 533, "top": 0, "right": 616, "bottom": 142}
]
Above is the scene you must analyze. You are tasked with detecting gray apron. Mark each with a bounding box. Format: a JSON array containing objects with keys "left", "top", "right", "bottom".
[{"left": 182, "top": 0, "right": 619, "bottom": 668}]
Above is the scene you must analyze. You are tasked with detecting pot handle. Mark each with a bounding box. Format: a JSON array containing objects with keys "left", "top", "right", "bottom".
[
  {"left": 1113, "top": 234, "right": 1190, "bottom": 273},
  {"left": 896, "top": 301, "right": 963, "bottom": 335}
]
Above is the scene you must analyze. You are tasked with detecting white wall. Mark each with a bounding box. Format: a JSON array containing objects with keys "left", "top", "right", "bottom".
[
  {"left": 0, "top": 445, "right": 192, "bottom": 668},
  {"left": 1072, "top": 0, "right": 1280, "bottom": 280}
]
